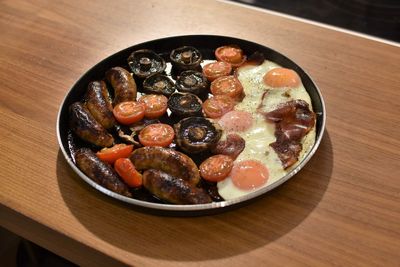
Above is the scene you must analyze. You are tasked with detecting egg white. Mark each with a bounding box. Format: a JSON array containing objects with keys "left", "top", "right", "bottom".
[{"left": 217, "top": 60, "right": 316, "bottom": 200}]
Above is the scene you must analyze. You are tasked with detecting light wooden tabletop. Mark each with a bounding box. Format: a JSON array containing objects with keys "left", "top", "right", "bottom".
[{"left": 1, "top": 0, "right": 399, "bottom": 266}]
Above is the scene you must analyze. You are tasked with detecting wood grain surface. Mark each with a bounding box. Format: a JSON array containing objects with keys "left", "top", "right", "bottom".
[{"left": 1, "top": 0, "right": 399, "bottom": 266}]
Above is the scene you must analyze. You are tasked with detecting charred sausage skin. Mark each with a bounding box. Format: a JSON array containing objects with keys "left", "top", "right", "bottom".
[
  {"left": 130, "top": 147, "right": 200, "bottom": 186},
  {"left": 106, "top": 67, "right": 137, "bottom": 105},
  {"left": 69, "top": 102, "right": 114, "bottom": 147},
  {"left": 85, "top": 81, "right": 116, "bottom": 129},
  {"left": 143, "top": 169, "right": 211, "bottom": 204},
  {"left": 75, "top": 148, "right": 132, "bottom": 197}
]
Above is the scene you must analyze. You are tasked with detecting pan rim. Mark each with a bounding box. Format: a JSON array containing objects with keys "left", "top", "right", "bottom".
[{"left": 56, "top": 34, "right": 326, "bottom": 214}]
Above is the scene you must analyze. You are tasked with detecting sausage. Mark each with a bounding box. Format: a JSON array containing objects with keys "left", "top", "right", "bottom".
[
  {"left": 69, "top": 102, "right": 114, "bottom": 147},
  {"left": 105, "top": 67, "right": 137, "bottom": 105},
  {"left": 85, "top": 81, "right": 116, "bottom": 129},
  {"left": 143, "top": 169, "right": 211, "bottom": 204},
  {"left": 130, "top": 147, "right": 200, "bottom": 185},
  {"left": 75, "top": 148, "right": 132, "bottom": 197},
  {"left": 211, "top": 133, "right": 245, "bottom": 159}
]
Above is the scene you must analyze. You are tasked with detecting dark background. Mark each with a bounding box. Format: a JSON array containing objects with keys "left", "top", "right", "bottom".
[{"left": 229, "top": 0, "right": 400, "bottom": 42}]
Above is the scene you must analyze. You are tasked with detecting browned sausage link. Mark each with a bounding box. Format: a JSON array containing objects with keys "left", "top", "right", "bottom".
[
  {"left": 85, "top": 81, "right": 116, "bottom": 129},
  {"left": 130, "top": 147, "right": 200, "bottom": 185},
  {"left": 75, "top": 148, "right": 132, "bottom": 197},
  {"left": 211, "top": 133, "right": 245, "bottom": 159},
  {"left": 69, "top": 102, "right": 114, "bottom": 147},
  {"left": 143, "top": 169, "right": 211, "bottom": 204},
  {"left": 106, "top": 67, "right": 137, "bottom": 105}
]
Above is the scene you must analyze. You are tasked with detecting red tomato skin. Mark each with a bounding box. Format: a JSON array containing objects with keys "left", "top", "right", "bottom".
[
  {"left": 96, "top": 144, "right": 134, "bottom": 164},
  {"left": 202, "top": 61, "right": 232, "bottom": 82},
  {"left": 202, "top": 95, "right": 235, "bottom": 119},
  {"left": 215, "top": 46, "right": 246, "bottom": 67},
  {"left": 138, "top": 123, "right": 175, "bottom": 147},
  {"left": 114, "top": 158, "right": 143, "bottom": 187},
  {"left": 138, "top": 95, "right": 168, "bottom": 119},
  {"left": 210, "top": 75, "right": 244, "bottom": 100},
  {"left": 199, "top": 155, "right": 233, "bottom": 182},
  {"left": 113, "top": 101, "right": 145, "bottom": 125}
]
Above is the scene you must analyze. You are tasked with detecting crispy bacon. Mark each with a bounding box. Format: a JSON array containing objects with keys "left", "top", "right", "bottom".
[
  {"left": 256, "top": 89, "right": 270, "bottom": 112},
  {"left": 264, "top": 100, "right": 316, "bottom": 169},
  {"left": 211, "top": 133, "right": 245, "bottom": 159}
]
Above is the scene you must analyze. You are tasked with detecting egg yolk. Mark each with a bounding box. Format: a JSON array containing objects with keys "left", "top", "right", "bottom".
[
  {"left": 218, "top": 110, "right": 253, "bottom": 132},
  {"left": 231, "top": 160, "right": 269, "bottom": 190},
  {"left": 263, "top": 67, "right": 300, "bottom": 88}
]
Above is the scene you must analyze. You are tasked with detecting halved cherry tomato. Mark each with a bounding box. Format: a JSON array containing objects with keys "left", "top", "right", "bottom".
[
  {"left": 199, "top": 154, "right": 233, "bottom": 182},
  {"left": 215, "top": 45, "right": 246, "bottom": 67},
  {"left": 96, "top": 144, "right": 134, "bottom": 164},
  {"left": 202, "top": 61, "right": 232, "bottom": 82},
  {"left": 114, "top": 158, "right": 142, "bottom": 187},
  {"left": 138, "top": 123, "right": 174, "bottom": 147},
  {"left": 202, "top": 95, "right": 235, "bottom": 118},
  {"left": 138, "top": 94, "right": 168, "bottom": 119},
  {"left": 113, "top": 101, "right": 145, "bottom": 125},
  {"left": 210, "top": 75, "right": 244, "bottom": 100}
]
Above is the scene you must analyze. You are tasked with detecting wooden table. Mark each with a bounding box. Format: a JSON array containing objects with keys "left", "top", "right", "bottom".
[{"left": 1, "top": 0, "right": 399, "bottom": 266}]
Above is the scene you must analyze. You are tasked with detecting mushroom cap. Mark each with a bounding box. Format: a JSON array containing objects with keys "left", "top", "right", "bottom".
[
  {"left": 174, "top": 117, "right": 222, "bottom": 154},
  {"left": 170, "top": 46, "right": 202, "bottom": 71},
  {"left": 143, "top": 74, "right": 176, "bottom": 96},
  {"left": 127, "top": 49, "right": 166, "bottom": 79},
  {"left": 176, "top": 70, "right": 208, "bottom": 95},
  {"left": 168, "top": 92, "right": 203, "bottom": 117}
]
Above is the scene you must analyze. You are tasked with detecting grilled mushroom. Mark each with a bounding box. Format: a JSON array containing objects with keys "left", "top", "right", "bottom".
[
  {"left": 176, "top": 70, "right": 208, "bottom": 95},
  {"left": 170, "top": 46, "right": 202, "bottom": 71},
  {"left": 127, "top": 49, "right": 166, "bottom": 79},
  {"left": 143, "top": 74, "right": 175, "bottom": 96},
  {"left": 168, "top": 92, "right": 203, "bottom": 117},
  {"left": 174, "top": 117, "right": 222, "bottom": 154}
]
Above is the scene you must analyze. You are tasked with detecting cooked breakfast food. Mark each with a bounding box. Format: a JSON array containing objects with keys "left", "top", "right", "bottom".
[
  {"left": 138, "top": 94, "right": 169, "bottom": 119},
  {"left": 105, "top": 67, "right": 137, "bottom": 105},
  {"left": 85, "top": 81, "right": 116, "bottom": 130},
  {"left": 142, "top": 169, "right": 211, "bottom": 204},
  {"left": 68, "top": 44, "right": 316, "bottom": 205},
  {"left": 130, "top": 147, "right": 201, "bottom": 186},
  {"left": 174, "top": 117, "right": 222, "bottom": 154},
  {"left": 75, "top": 148, "right": 132, "bottom": 197},
  {"left": 202, "top": 61, "right": 232, "bottom": 82},
  {"left": 167, "top": 92, "right": 203, "bottom": 117},
  {"left": 215, "top": 45, "right": 246, "bottom": 67},
  {"left": 170, "top": 46, "right": 202, "bottom": 71},
  {"left": 175, "top": 70, "right": 208, "bottom": 95},
  {"left": 143, "top": 74, "right": 175, "bottom": 96},
  {"left": 217, "top": 59, "right": 316, "bottom": 200},
  {"left": 211, "top": 133, "right": 245, "bottom": 159},
  {"left": 69, "top": 102, "right": 114, "bottom": 147},
  {"left": 127, "top": 49, "right": 166, "bottom": 79}
]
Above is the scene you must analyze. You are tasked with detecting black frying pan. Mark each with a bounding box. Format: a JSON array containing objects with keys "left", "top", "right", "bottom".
[{"left": 57, "top": 35, "right": 326, "bottom": 216}]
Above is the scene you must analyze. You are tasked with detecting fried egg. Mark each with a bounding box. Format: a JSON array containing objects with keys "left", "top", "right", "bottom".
[{"left": 217, "top": 60, "right": 316, "bottom": 200}]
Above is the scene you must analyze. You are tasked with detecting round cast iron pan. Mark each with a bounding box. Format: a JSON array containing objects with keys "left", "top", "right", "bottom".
[{"left": 57, "top": 35, "right": 326, "bottom": 216}]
